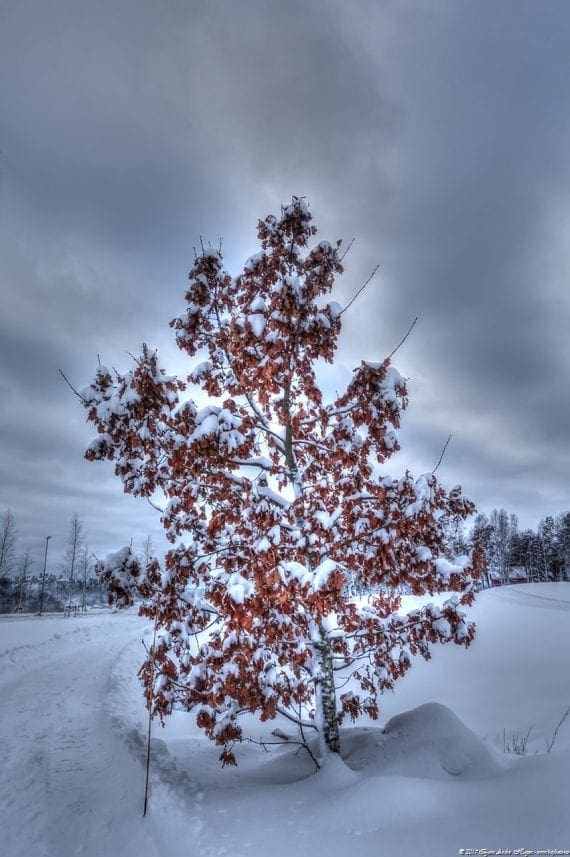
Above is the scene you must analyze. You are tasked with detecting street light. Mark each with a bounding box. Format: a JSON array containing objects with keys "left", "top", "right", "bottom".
[{"left": 38, "top": 535, "right": 51, "bottom": 616}]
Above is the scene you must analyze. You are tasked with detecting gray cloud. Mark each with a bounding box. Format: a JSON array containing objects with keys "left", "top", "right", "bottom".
[{"left": 1, "top": 0, "right": 570, "bottom": 569}]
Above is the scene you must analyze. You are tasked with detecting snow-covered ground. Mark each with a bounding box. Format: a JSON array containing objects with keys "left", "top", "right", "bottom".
[{"left": 1, "top": 584, "right": 570, "bottom": 856}]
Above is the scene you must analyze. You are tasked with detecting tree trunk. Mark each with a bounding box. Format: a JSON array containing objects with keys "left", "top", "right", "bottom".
[
  {"left": 317, "top": 637, "right": 340, "bottom": 755},
  {"left": 283, "top": 378, "right": 341, "bottom": 756}
]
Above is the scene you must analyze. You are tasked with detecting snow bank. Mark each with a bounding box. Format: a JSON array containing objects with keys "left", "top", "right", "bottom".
[{"left": 351, "top": 702, "right": 504, "bottom": 779}]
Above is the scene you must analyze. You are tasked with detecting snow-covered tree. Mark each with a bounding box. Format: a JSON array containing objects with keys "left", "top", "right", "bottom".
[
  {"left": 486, "top": 509, "right": 517, "bottom": 583},
  {"left": 553, "top": 513, "right": 570, "bottom": 581},
  {"left": 469, "top": 512, "right": 493, "bottom": 587},
  {"left": 511, "top": 528, "right": 541, "bottom": 582},
  {"left": 80, "top": 197, "right": 483, "bottom": 764},
  {"left": 537, "top": 516, "right": 558, "bottom": 582}
]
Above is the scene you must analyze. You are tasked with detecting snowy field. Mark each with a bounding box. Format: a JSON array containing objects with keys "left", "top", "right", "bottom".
[{"left": 1, "top": 584, "right": 570, "bottom": 857}]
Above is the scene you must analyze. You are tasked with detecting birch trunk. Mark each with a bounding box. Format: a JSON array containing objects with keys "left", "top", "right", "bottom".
[
  {"left": 282, "top": 382, "right": 341, "bottom": 755},
  {"left": 316, "top": 637, "right": 340, "bottom": 755}
]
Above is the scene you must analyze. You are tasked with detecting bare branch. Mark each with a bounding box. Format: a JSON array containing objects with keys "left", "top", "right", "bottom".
[
  {"left": 126, "top": 350, "right": 143, "bottom": 366},
  {"left": 433, "top": 434, "right": 452, "bottom": 475},
  {"left": 340, "top": 264, "right": 380, "bottom": 316},
  {"left": 59, "top": 369, "right": 88, "bottom": 404},
  {"left": 388, "top": 316, "right": 418, "bottom": 360},
  {"left": 339, "top": 236, "right": 355, "bottom": 262},
  {"left": 546, "top": 706, "right": 570, "bottom": 753},
  {"left": 147, "top": 497, "right": 165, "bottom": 514}
]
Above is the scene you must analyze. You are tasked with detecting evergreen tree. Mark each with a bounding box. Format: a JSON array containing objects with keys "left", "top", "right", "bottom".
[{"left": 537, "top": 517, "right": 558, "bottom": 581}]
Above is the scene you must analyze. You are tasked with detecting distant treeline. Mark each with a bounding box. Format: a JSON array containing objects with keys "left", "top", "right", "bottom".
[
  {"left": 1, "top": 505, "right": 567, "bottom": 613},
  {"left": 455, "top": 509, "right": 570, "bottom": 587},
  {"left": 0, "top": 574, "right": 107, "bottom": 614},
  {"left": 0, "top": 509, "right": 121, "bottom": 614}
]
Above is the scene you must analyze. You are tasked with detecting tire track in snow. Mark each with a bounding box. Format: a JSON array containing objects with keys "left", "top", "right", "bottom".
[
  {"left": 491, "top": 586, "right": 570, "bottom": 611},
  {"left": 0, "top": 616, "right": 162, "bottom": 857}
]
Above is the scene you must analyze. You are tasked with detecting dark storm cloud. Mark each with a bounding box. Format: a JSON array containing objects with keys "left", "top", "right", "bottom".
[
  {"left": 1, "top": 0, "right": 569, "bottom": 568},
  {"left": 328, "top": 0, "right": 570, "bottom": 528}
]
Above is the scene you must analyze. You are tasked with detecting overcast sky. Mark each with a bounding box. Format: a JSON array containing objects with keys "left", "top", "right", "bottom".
[{"left": 1, "top": 0, "right": 569, "bottom": 569}]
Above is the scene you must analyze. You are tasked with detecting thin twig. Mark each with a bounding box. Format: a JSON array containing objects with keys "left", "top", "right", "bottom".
[
  {"left": 388, "top": 316, "right": 418, "bottom": 360},
  {"left": 276, "top": 705, "right": 318, "bottom": 731},
  {"left": 298, "top": 706, "right": 321, "bottom": 770},
  {"left": 142, "top": 620, "right": 158, "bottom": 817},
  {"left": 340, "top": 264, "right": 380, "bottom": 316},
  {"left": 546, "top": 706, "right": 570, "bottom": 753},
  {"left": 146, "top": 497, "right": 165, "bottom": 514},
  {"left": 433, "top": 434, "right": 452, "bottom": 475},
  {"left": 59, "top": 369, "right": 88, "bottom": 403},
  {"left": 339, "top": 236, "right": 355, "bottom": 262},
  {"left": 126, "top": 350, "right": 143, "bottom": 366},
  {"left": 245, "top": 729, "right": 320, "bottom": 771}
]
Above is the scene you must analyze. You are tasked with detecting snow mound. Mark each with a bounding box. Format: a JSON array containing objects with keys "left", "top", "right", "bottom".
[
  {"left": 316, "top": 751, "right": 359, "bottom": 789},
  {"left": 342, "top": 702, "right": 504, "bottom": 780}
]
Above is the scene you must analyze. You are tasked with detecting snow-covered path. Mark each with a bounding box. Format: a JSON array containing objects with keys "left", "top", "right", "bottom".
[{"left": 0, "top": 615, "right": 159, "bottom": 857}]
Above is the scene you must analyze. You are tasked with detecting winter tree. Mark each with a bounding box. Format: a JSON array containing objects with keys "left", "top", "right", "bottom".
[
  {"left": 0, "top": 510, "right": 17, "bottom": 578},
  {"left": 62, "top": 513, "right": 85, "bottom": 589},
  {"left": 139, "top": 535, "right": 155, "bottom": 569},
  {"left": 80, "top": 197, "right": 483, "bottom": 764},
  {"left": 16, "top": 548, "right": 33, "bottom": 612},
  {"left": 79, "top": 544, "right": 93, "bottom": 611}
]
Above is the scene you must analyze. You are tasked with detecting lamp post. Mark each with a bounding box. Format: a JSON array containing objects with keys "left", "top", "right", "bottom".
[{"left": 38, "top": 535, "right": 51, "bottom": 616}]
